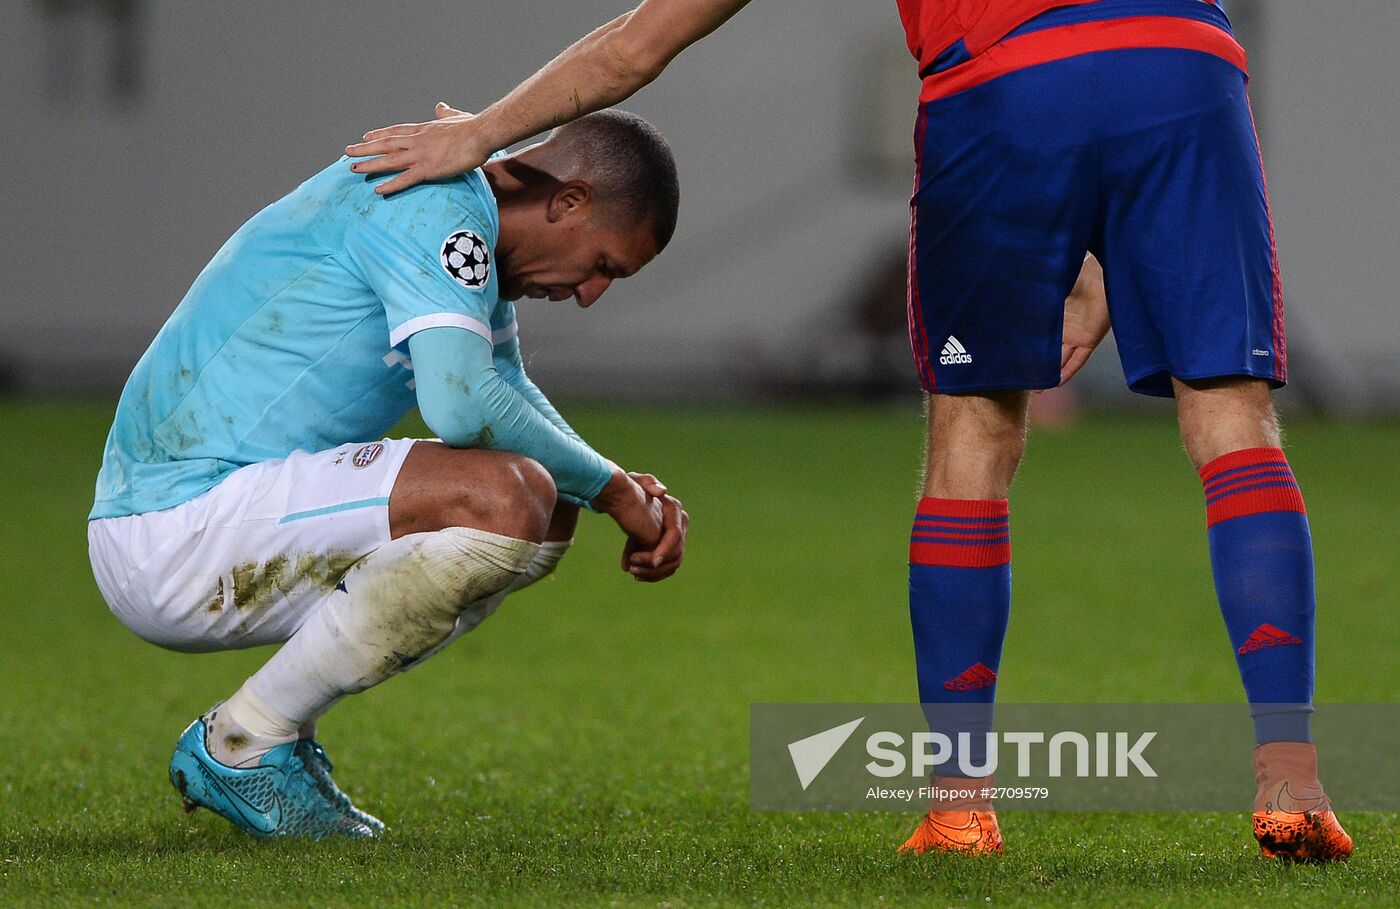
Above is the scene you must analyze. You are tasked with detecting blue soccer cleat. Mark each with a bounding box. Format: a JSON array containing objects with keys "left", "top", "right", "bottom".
[
  {"left": 168, "top": 718, "right": 379, "bottom": 839},
  {"left": 297, "top": 738, "right": 386, "bottom": 834}
]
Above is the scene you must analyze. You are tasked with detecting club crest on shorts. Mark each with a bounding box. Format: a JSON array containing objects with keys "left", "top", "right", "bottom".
[
  {"left": 352, "top": 443, "right": 384, "bottom": 469},
  {"left": 441, "top": 230, "right": 491, "bottom": 288}
]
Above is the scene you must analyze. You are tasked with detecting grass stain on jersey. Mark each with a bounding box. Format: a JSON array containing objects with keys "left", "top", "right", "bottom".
[
  {"left": 444, "top": 372, "right": 472, "bottom": 396},
  {"left": 157, "top": 409, "right": 207, "bottom": 453},
  {"left": 472, "top": 424, "right": 495, "bottom": 447}
]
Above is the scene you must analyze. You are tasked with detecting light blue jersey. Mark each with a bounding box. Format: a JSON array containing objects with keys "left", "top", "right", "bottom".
[{"left": 92, "top": 159, "right": 523, "bottom": 519}]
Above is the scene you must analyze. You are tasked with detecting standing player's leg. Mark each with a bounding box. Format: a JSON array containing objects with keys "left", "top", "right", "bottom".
[
  {"left": 1177, "top": 378, "right": 1309, "bottom": 736},
  {"left": 900, "top": 391, "right": 1028, "bottom": 856},
  {"left": 897, "top": 49, "right": 1102, "bottom": 855},
  {"left": 1089, "top": 41, "right": 1350, "bottom": 860},
  {"left": 1175, "top": 378, "right": 1351, "bottom": 860}
]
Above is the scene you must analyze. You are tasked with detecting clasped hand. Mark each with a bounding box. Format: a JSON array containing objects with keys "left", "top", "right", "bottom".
[{"left": 591, "top": 467, "right": 688, "bottom": 582}]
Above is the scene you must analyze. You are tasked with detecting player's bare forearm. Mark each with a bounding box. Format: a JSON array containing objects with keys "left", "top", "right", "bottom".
[
  {"left": 346, "top": 0, "right": 749, "bottom": 194},
  {"left": 590, "top": 467, "right": 664, "bottom": 551},
  {"left": 482, "top": 0, "right": 749, "bottom": 140},
  {"left": 450, "top": 12, "right": 639, "bottom": 164},
  {"left": 589, "top": 467, "right": 689, "bottom": 581}
]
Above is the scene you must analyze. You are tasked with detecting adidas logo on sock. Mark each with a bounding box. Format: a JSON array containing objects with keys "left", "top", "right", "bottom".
[
  {"left": 944, "top": 663, "right": 998, "bottom": 692},
  {"left": 939, "top": 335, "right": 973, "bottom": 366},
  {"left": 1238, "top": 623, "right": 1304, "bottom": 655}
]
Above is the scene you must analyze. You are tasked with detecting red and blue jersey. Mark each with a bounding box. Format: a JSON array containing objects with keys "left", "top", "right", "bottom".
[
  {"left": 896, "top": 0, "right": 1098, "bottom": 73},
  {"left": 896, "top": 0, "right": 1245, "bottom": 102}
]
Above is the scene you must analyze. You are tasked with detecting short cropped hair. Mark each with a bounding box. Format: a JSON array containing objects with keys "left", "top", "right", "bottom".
[{"left": 550, "top": 110, "right": 680, "bottom": 251}]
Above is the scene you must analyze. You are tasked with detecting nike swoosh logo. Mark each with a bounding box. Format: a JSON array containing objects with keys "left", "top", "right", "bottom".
[
  {"left": 927, "top": 814, "right": 982, "bottom": 838},
  {"left": 192, "top": 756, "right": 283, "bottom": 833},
  {"left": 1271, "top": 781, "right": 1328, "bottom": 814}
]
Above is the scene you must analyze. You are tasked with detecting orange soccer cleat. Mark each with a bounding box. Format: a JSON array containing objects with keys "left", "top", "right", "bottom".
[
  {"left": 1251, "top": 741, "right": 1353, "bottom": 862},
  {"left": 899, "top": 808, "right": 1004, "bottom": 855},
  {"left": 898, "top": 775, "right": 1003, "bottom": 856}
]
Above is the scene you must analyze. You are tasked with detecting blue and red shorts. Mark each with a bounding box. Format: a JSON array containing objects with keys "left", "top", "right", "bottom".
[{"left": 907, "top": 0, "right": 1286, "bottom": 397}]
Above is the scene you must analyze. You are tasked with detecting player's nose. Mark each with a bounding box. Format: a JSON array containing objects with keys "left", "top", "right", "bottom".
[{"left": 573, "top": 275, "right": 613, "bottom": 309}]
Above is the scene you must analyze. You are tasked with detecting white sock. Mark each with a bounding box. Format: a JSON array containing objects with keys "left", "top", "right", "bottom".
[
  {"left": 242, "top": 527, "right": 539, "bottom": 729},
  {"left": 207, "top": 689, "right": 300, "bottom": 767},
  {"left": 516, "top": 539, "right": 572, "bottom": 589},
  {"left": 417, "top": 538, "right": 574, "bottom": 664}
]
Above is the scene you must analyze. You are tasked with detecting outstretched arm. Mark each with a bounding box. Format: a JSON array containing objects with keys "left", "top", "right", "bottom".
[{"left": 346, "top": 0, "right": 749, "bottom": 194}]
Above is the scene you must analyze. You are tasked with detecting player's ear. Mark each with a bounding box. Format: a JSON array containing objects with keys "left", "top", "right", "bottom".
[{"left": 547, "top": 180, "right": 593, "bottom": 223}]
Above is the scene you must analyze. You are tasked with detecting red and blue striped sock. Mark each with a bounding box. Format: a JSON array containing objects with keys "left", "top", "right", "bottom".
[
  {"left": 1200, "top": 447, "right": 1315, "bottom": 744},
  {"left": 909, "top": 497, "right": 1012, "bottom": 776}
]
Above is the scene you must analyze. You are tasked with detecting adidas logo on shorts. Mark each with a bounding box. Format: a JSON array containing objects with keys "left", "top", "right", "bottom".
[{"left": 939, "top": 335, "right": 973, "bottom": 366}]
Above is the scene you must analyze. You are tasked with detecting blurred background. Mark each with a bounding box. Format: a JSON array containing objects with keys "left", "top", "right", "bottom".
[{"left": 1, "top": 0, "right": 1397, "bottom": 412}]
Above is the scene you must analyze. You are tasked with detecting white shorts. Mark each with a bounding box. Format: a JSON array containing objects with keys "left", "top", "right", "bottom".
[{"left": 88, "top": 439, "right": 417, "bottom": 653}]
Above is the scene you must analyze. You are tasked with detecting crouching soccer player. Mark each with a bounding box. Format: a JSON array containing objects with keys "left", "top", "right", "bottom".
[{"left": 86, "top": 110, "right": 688, "bottom": 838}]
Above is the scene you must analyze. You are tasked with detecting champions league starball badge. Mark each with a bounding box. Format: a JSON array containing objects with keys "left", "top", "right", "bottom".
[{"left": 440, "top": 230, "right": 491, "bottom": 289}]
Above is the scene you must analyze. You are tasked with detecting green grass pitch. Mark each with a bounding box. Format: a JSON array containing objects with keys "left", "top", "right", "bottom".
[{"left": 0, "top": 399, "right": 1395, "bottom": 907}]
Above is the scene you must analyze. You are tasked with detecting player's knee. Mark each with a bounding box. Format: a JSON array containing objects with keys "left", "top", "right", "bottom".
[
  {"left": 511, "top": 455, "right": 557, "bottom": 536},
  {"left": 469, "top": 453, "right": 555, "bottom": 542},
  {"left": 393, "top": 444, "right": 556, "bottom": 540},
  {"left": 394, "top": 527, "right": 542, "bottom": 631},
  {"left": 1174, "top": 377, "right": 1281, "bottom": 469},
  {"left": 923, "top": 391, "right": 1029, "bottom": 498},
  {"left": 515, "top": 455, "right": 557, "bottom": 513}
]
